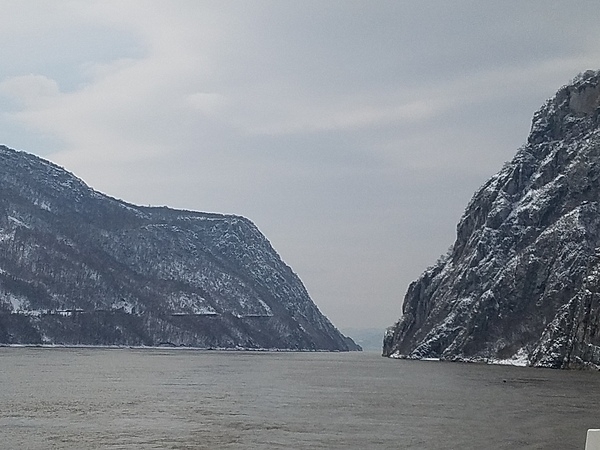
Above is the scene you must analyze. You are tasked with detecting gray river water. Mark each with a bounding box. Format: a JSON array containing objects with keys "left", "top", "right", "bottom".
[{"left": 0, "top": 348, "right": 598, "bottom": 449}]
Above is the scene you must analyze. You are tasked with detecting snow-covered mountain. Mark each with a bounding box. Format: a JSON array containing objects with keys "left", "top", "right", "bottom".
[
  {"left": 384, "top": 70, "right": 600, "bottom": 368},
  {"left": 0, "top": 145, "right": 359, "bottom": 350}
]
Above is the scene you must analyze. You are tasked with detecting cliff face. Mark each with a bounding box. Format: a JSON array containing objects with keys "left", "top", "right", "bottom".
[
  {"left": 383, "top": 70, "right": 600, "bottom": 368},
  {"left": 0, "top": 145, "right": 358, "bottom": 351}
]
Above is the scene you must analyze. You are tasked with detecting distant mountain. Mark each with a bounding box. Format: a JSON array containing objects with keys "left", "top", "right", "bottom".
[
  {"left": 341, "top": 328, "right": 385, "bottom": 352},
  {"left": 384, "top": 70, "right": 600, "bottom": 368},
  {"left": 0, "top": 145, "right": 359, "bottom": 351}
]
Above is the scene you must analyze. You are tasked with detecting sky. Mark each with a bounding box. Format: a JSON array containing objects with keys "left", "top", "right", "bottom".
[{"left": 0, "top": 1, "right": 599, "bottom": 332}]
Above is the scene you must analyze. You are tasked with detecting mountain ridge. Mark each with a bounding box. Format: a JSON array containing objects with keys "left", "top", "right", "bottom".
[
  {"left": 0, "top": 145, "right": 359, "bottom": 351},
  {"left": 383, "top": 70, "right": 600, "bottom": 368}
]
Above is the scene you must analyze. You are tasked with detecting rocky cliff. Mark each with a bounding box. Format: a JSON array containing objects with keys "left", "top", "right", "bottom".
[
  {"left": 0, "top": 145, "right": 358, "bottom": 351},
  {"left": 383, "top": 70, "right": 600, "bottom": 368}
]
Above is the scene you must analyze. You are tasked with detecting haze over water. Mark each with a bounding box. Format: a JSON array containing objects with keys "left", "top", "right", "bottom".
[{"left": 0, "top": 348, "right": 597, "bottom": 449}]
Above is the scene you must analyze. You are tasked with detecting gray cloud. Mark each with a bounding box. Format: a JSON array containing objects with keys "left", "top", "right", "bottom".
[{"left": 1, "top": 1, "right": 599, "bottom": 330}]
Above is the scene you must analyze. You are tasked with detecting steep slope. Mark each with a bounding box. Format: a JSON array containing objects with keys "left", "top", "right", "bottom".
[
  {"left": 383, "top": 70, "right": 600, "bottom": 368},
  {"left": 0, "top": 145, "right": 359, "bottom": 350}
]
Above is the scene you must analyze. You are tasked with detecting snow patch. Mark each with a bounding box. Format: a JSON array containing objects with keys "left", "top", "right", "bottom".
[
  {"left": 1, "top": 292, "right": 29, "bottom": 312},
  {"left": 489, "top": 347, "right": 529, "bottom": 367},
  {"left": 8, "top": 216, "right": 29, "bottom": 228},
  {"left": 33, "top": 198, "right": 52, "bottom": 212},
  {"left": 0, "top": 231, "right": 14, "bottom": 242},
  {"left": 167, "top": 293, "right": 218, "bottom": 315},
  {"left": 111, "top": 299, "right": 135, "bottom": 314}
]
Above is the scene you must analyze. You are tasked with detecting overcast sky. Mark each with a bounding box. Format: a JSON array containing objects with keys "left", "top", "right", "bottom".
[{"left": 0, "top": 1, "right": 599, "bottom": 332}]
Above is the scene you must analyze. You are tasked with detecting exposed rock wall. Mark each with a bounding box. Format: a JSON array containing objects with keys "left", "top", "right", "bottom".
[{"left": 384, "top": 70, "right": 600, "bottom": 368}]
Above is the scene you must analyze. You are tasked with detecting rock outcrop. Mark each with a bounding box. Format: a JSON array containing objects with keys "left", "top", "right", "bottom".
[
  {"left": 383, "top": 70, "right": 600, "bottom": 368},
  {"left": 0, "top": 145, "right": 359, "bottom": 351}
]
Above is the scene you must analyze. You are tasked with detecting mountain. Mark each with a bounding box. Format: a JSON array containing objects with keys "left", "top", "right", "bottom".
[
  {"left": 383, "top": 70, "right": 600, "bottom": 369},
  {"left": 0, "top": 145, "right": 359, "bottom": 351},
  {"left": 342, "top": 328, "right": 386, "bottom": 352}
]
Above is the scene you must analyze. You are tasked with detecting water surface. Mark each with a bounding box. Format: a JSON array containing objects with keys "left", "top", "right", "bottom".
[{"left": 0, "top": 348, "right": 597, "bottom": 449}]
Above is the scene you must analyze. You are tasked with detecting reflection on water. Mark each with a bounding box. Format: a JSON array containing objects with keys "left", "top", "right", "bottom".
[{"left": 0, "top": 348, "right": 598, "bottom": 449}]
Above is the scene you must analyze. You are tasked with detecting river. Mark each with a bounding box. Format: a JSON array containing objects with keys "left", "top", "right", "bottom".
[{"left": 0, "top": 348, "right": 597, "bottom": 449}]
